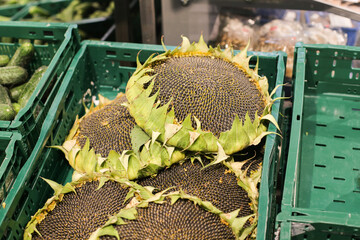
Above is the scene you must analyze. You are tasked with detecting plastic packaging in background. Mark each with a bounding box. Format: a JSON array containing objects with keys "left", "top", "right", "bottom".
[
  {"left": 303, "top": 25, "right": 347, "bottom": 45},
  {"left": 255, "top": 19, "right": 303, "bottom": 78},
  {"left": 305, "top": 11, "right": 359, "bottom": 46},
  {"left": 213, "top": 11, "right": 259, "bottom": 50},
  {"left": 212, "top": 9, "right": 350, "bottom": 78}
]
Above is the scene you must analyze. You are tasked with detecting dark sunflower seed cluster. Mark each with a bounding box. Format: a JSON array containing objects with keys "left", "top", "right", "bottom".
[
  {"left": 138, "top": 157, "right": 253, "bottom": 217},
  {"left": 32, "top": 180, "right": 130, "bottom": 240},
  {"left": 148, "top": 55, "right": 266, "bottom": 137},
  {"left": 100, "top": 198, "right": 236, "bottom": 240},
  {"left": 77, "top": 95, "right": 136, "bottom": 157}
]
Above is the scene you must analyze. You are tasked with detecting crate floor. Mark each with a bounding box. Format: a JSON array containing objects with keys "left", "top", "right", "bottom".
[{"left": 296, "top": 93, "right": 360, "bottom": 213}]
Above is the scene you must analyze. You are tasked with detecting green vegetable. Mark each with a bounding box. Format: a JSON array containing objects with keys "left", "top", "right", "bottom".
[
  {"left": 1, "top": 37, "right": 13, "bottom": 43},
  {"left": 0, "top": 104, "right": 15, "bottom": 120},
  {"left": 29, "top": 6, "right": 50, "bottom": 17},
  {"left": 0, "top": 55, "right": 10, "bottom": 67},
  {"left": 0, "top": 85, "right": 15, "bottom": 121},
  {"left": 18, "top": 66, "right": 47, "bottom": 108},
  {"left": 7, "top": 42, "right": 35, "bottom": 68},
  {"left": 12, "top": 103, "right": 21, "bottom": 113},
  {"left": 0, "top": 85, "right": 11, "bottom": 105},
  {"left": 0, "top": 66, "right": 28, "bottom": 85},
  {"left": 0, "top": 15, "right": 10, "bottom": 21},
  {"left": 9, "top": 82, "right": 27, "bottom": 102}
]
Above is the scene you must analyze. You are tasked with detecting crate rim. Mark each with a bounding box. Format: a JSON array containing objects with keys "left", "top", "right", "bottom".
[
  {"left": 0, "top": 19, "right": 74, "bottom": 28},
  {"left": 295, "top": 41, "right": 360, "bottom": 51}
]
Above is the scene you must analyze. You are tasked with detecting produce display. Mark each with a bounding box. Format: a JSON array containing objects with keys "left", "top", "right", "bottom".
[
  {"left": 1, "top": 1, "right": 356, "bottom": 239},
  {"left": 0, "top": 42, "right": 47, "bottom": 120},
  {"left": 0, "top": 0, "right": 35, "bottom": 5},
  {"left": 26, "top": 0, "right": 114, "bottom": 22},
  {"left": 23, "top": 36, "right": 281, "bottom": 239},
  {"left": 214, "top": 12, "right": 349, "bottom": 78},
  {"left": 21, "top": 0, "right": 114, "bottom": 39}
]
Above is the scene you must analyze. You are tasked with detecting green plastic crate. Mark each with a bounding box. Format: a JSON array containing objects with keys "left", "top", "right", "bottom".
[
  {"left": 277, "top": 42, "right": 360, "bottom": 239},
  {"left": 0, "top": 21, "right": 80, "bottom": 152},
  {"left": 0, "top": 4, "right": 24, "bottom": 19},
  {"left": 0, "top": 40, "right": 286, "bottom": 239},
  {"left": 13, "top": 0, "right": 114, "bottom": 40},
  {"left": 0, "top": 132, "right": 27, "bottom": 205}
]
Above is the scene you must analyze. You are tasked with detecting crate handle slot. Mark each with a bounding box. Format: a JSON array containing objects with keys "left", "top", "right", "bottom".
[
  {"left": 43, "top": 31, "right": 54, "bottom": 37},
  {"left": 106, "top": 50, "right": 116, "bottom": 56},
  {"left": 351, "top": 59, "right": 360, "bottom": 69}
]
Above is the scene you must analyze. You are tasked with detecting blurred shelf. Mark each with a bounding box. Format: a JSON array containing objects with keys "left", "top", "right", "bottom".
[{"left": 209, "top": 0, "right": 360, "bottom": 21}]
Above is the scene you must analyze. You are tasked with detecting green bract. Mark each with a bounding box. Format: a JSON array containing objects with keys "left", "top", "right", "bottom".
[
  {"left": 125, "top": 35, "right": 280, "bottom": 157},
  {"left": 54, "top": 94, "right": 186, "bottom": 181}
]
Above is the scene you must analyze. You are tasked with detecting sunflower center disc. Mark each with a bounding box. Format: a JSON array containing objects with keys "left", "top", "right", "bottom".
[{"left": 149, "top": 55, "right": 266, "bottom": 136}]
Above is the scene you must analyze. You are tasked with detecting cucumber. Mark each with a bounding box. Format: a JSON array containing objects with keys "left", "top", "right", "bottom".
[
  {"left": 0, "top": 85, "right": 15, "bottom": 121},
  {"left": 29, "top": 6, "right": 50, "bottom": 17},
  {"left": 0, "top": 15, "right": 10, "bottom": 21},
  {"left": 0, "top": 85, "right": 11, "bottom": 105},
  {"left": 1, "top": 37, "right": 13, "bottom": 43},
  {"left": 0, "top": 55, "right": 9, "bottom": 67},
  {"left": 0, "top": 66, "right": 28, "bottom": 85},
  {"left": 7, "top": 42, "right": 35, "bottom": 68},
  {"left": 12, "top": 103, "right": 21, "bottom": 114},
  {"left": 9, "top": 82, "right": 27, "bottom": 102},
  {"left": 0, "top": 104, "right": 15, "bottom": 121},
  {"left": 18, "top": 66, "right": 48, "bottom": 108}
]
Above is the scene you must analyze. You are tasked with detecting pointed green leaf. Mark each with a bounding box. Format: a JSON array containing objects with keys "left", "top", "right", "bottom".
[
  {"left": 180, "top": 35, "right": 191, "bottom": 52},
  {"left": 203, "top": 142, "right": 229, "bottom": 168},
  {"left": 97, "top": 177, "right": 108, "bottom": 190},
  {"left": 151, "top": 131, "right": 161, "bottom": 145},
  {"left": 170, "top": 195, "right": 181, "bottom": 204},
  {"left": 117, "top": 207, "right": 138, "bottom": 220},
  {"left": 89, "top": 225, "right": 120, "bottom": 240},
  {"left": 130, "top": 125, "right": 150, "bottom": 154},
  {"left": 61, "top": 182, "right": 76, "bottom": 195},
  {"left": 243, "top": 113, "right": 257, "bottom": 141},
  {"left": 164, "top": 123, "right": 182, "bottom": 144},
  {"left": 41, "top": 178, "right": 64, "bottom": 195},
  {"left": 261, "top": 114, "right": 281, "bottom": 132},
  {"left": 195, "top": 34, "right": 209, "bottom": 52}
]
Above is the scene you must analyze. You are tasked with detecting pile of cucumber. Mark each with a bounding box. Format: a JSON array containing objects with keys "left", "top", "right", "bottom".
[{"left": 0, "top": 42, "right": 47, "bottom": 120}]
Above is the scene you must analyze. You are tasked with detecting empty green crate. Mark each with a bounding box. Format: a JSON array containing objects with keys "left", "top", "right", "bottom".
[
  {"left": 0, "top": 21, "right": 80, "bottom": 152},
  {"left": 13, "top": 0, "right": 114, "bottom": 40},
  {"left": 277, "top": 42, "right": 360, "bottom": 239},
  {"left": 0, "top": 40, "right": 286, "bottom": 239}
]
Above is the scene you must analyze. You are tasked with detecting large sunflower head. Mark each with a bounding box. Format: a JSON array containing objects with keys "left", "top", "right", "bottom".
[{"left": 126, "top": 35, "right": 279, "bottom": 156}]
